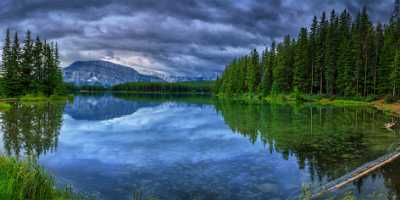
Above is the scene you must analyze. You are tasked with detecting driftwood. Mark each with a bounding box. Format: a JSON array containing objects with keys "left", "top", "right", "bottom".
[
  {"left": 385, "top": 122, "right": 399, "bottom": 130},
  {"left": 311, "top": 148, "right": 400, "bottom": 199}
]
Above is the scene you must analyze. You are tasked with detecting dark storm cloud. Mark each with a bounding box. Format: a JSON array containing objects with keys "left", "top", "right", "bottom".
[{"left": 0, "top": 0, "right": 394, "bottom": 76}]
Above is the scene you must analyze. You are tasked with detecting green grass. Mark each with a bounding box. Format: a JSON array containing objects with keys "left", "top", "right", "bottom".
[
  {"left": 19, "top": 94, "right": 71, "bottom": 102},
  {"left": 0, "top": 102, "right": 12, "bottom": 110},
  {"left": 20, "top": 94, "right": 48, "bottom": 102},
  {"left": 0, "top": 156, "right": 89, "bottom": 200},
  {"left": 218, "top": 92, "right": 372, "bottom": 107}
]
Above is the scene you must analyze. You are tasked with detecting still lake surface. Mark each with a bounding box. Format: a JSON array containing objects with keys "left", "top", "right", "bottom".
[{"left": 0, "top": 94, "right": 400, "bottom": 200}]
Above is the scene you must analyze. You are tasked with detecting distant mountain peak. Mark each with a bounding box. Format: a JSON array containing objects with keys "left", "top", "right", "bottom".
[{"left": 63, "top": 60, "right": 164, "bottom": 86}]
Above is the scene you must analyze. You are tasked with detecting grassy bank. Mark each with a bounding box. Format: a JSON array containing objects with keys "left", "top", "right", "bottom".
[
  {"left": 0, "top": 102, "right": 12, "bottom": 110},
  {"left": 0, "top": 156, "right": 87, "bottom": 200},
  {"left": 66, "top": 81, "right": 214, "bottom": 94},
  {"left": 19, "top": 94, "right": 73, "bottom": 103},
  {"left": 217, "top": 93, "right": 371, "bottom": 106},
  {"left": 217, "top": 92, "right": 400, "bottom": 116}
]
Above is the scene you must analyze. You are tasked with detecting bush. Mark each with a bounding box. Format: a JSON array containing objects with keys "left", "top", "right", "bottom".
[
  {"left": 365, "top": 95, "right": 378, "bottom": 102},
  {"left": 291, "top": 88, "right": 306, "bottom": 103},
  {"left": 384, "top": 95, "right": 398, "bottom": 104}
]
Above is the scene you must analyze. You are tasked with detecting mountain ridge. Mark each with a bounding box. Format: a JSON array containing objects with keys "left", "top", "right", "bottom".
[{"left": 63, "top": 60, "right": 164, "bottom": 86}]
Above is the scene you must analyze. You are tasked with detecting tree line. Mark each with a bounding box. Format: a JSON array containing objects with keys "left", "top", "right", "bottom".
[
  {"left": 1, "top": 29, "right": 64, "bottom": 97},
  {"left": 112, "top": 81, "right": 214, "bottom": 93},
  {"left": 216, "top": 0, "right": 400, "bottom": 98}
]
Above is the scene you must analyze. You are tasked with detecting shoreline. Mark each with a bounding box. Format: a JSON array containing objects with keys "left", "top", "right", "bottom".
[{"left": 216, "top": 93, "right": 400, "bottom": 116}]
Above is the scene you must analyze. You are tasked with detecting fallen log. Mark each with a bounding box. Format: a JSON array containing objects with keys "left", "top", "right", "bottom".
[{"left": 312, "top": 148, "right": 400, "bottom": 199}]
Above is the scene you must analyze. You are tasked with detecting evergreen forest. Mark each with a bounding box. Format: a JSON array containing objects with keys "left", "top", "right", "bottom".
[
  {"left": 215, "top": 0, "right": 400, "bottom": 99},
  {"left": 1, "top": 29, "right": 64, "bottom": 97}
]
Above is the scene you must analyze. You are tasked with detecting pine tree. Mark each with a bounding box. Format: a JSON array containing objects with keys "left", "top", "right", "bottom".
[
  {"left": 293, "top": 28, "right": 309, "bottom": 93},
  {"left": 336, "top": 9, "right": 353, "bottom": 96},
  {"left": 309, "top": 16, "right": 318, "bottom": 95},
  {"left": 325, "top": 10, "right": 339, "bottom": 95},
  {"left": 9, "top": 32, "right": 22, "bottom": 96},
  {"left": 391, "top": 49, "right": 400, "bottom": 96},
  {"left": 247, "top": 49, "right": 260, "bottom": 93},
  {"left": 392, "top": 0, "right": 400, "bottom": 22},
  {"left": 373, "top": 23, "right": 384, "bottom": 95},
  {"left": 21, "top": 30, "right": 34, "bottom": 94},
  {"left": 273, "top": 35, "right": 293, "bottom": 92},
  {"left": 32, "top": 37, "right": 43, "bottom": 93},
  {"left": 260, "top": 48, "right": 270, "bottom": 95},
  {"left": 317, "top": 12, "right": 328, "bottom": 95},
  {"left": 2, "top": 29, "right": 12, "bottom": 95}
]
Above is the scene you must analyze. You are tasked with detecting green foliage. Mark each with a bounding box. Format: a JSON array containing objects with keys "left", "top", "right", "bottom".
[
  {"left": 384, "top": 95, "right": 398, "bottom": 104},
  {"left": 0, "top": 102, "right": 11, "bottom": 110},
  {"left": 0, "top": 157, "right": 88, "bottom": 200},
  {"left": 293, "top": 28, "right": 310, "bottom": 93},
  {"left": 216, "top": 1, "right": 400, "bottom": 100},
  {"left": 1, "top": 30, "right": 64, "bottom": 97},
  {"left": 391, "top": 49, "right": 400, "bottom": 96},
  {"left": 291, "top": 88, "right": 306, "bottom": 103},
  {"left": 20, "top": 94, "right": 48, "bottom": 102}
]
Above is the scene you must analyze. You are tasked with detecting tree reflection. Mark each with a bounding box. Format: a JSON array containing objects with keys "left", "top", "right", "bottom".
[
  {"left": 215, "top": 100, "right": 398, "bottom": 183},
  {"left": 1, "top": 101, "right": 66, "bottom": 159}
]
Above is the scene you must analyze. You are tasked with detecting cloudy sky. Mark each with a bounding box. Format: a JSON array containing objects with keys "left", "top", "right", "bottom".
[{"left": 0, "top": 0, "right": 394, "bottom": 76}]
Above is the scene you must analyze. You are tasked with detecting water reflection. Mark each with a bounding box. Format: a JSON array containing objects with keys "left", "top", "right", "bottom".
[
  {"left": 0, "top": 95, "right": 399, "bottom": 199},
  {"left": 1, "top": 101, "right": 65, "bottom": 159},
  {"left": 214, "top": 100, "right": 398, "bottom": 185}
]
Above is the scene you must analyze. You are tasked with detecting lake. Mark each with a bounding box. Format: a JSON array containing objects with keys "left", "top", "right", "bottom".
[{"left": 0, "top": 94, "right": 400, "bottom": 200}]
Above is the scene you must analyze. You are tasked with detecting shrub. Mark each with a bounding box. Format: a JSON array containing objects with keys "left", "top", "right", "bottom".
[
  {"left": 291, "top": 88, "right": 306, "bottom": 103},
  {"left": 365, "top": 95, "right": 378, "bottom": 102}
]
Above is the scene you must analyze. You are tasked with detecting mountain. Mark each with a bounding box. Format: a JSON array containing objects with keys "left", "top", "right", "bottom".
[
  {"left": 143, "top": 71, "right": 220, "bottom": 82},
  {"left": 157, "top": 74, "right": 219, "bottom": 82},
  {"left": 63, "top": 60, "right": 164, "bottom": 86}
]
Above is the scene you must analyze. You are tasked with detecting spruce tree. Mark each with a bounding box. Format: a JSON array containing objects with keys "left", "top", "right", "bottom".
[
  {"left": 2, "top": 29, "right": 12, "bottom": 95},
  {"left": 260, "top": 48, "right": 270, "bottom": 95},
  {"left": 273, "top": 35, "right": 293, "bottom": 92},
  {"left": 293, "top": 28, "right": 309, "bottom": 93},
  {"left": 21, "top": 30, "right": 34, "bottom": 94},
  {"left": 9, "top": 32, "right": 22, "bottom": 96},
  {"left": 309, "top": 16, "right": 318, "bottom": 94},
  {"left": 317, "top": 12, "right": 328, "bottom": 95},
  {"left": 32, "top": 37, "right": 43, "bottom": 93},
  {"left": 246, "top": 49, "right": 260, "bottom": 93},
  {"left": 391, "top": 49, "right": 400, "bottom": 96},
  {"left": 325, "top": 10, "right": 339, "bottom": 95}
]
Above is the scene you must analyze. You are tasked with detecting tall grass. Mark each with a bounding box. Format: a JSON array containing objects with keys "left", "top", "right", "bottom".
[{"left": 0, "top": 156, "right": 88, "bottom": 200}]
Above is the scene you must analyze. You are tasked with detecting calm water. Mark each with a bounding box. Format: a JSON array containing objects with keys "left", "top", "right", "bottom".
[{"left": 0, "top": 94, "right": 400, "bottom": 200}]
